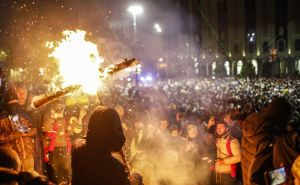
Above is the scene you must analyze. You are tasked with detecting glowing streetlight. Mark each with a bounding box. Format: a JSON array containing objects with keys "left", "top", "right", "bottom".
[
  {"left": 127, "top": 5, "right": 143, "bottom": 37},
  {"left": 127, "top": 5, "right": 143, "bottom": 86}
]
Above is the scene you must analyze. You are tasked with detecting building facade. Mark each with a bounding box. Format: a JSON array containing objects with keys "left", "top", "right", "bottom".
[{"left": 193, "top": 0, "right": 300, "bottom": 76}]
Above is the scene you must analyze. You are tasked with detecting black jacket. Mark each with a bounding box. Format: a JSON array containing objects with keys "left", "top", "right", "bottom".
[
  {"left": 72, "top": 140, "right": 130, "bottom": 185},
  {"left": 71, "top": 106, "right": 130, "bottom": 185}
]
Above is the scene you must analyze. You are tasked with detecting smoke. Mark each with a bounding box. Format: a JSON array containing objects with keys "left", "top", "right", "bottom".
[
  {"left": 101, "top": 79, "right": 219, "bottom": 185},
  {"left": 0, "top": 0, "right": 211, "bottom": 86},
  {"left": 0, "top": 0, "right": 134, "bottom": 88},
  {"left": 125, "top": 0, "right": 204, "bottom": 78},
  {"left": 129, "top": 123, "right": 213, "bottom": 185}
]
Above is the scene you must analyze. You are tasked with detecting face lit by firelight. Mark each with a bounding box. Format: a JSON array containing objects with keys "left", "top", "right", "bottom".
[
  {"left": 216, "top": 123, "right": 228, "bottom": 136},
  {"left": 15, "top": 86, "right": 27, "bottom": 106}
]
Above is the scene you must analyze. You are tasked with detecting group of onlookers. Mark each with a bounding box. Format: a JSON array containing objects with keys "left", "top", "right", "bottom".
[{"left": 0, "top": 77, "right": 300, "bottom": 185}]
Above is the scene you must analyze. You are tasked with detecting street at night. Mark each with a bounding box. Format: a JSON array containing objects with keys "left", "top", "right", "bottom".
[{"left": 0, "top": 0, "right": 300, "bottom": 185}]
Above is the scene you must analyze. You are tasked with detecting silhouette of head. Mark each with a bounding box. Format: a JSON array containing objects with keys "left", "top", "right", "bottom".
[
  {"left": 266, "top": 97, "right": 292, "bottom": 129},
  {"left": 86, "top": 106, "right": 125, "bottom": 152}
]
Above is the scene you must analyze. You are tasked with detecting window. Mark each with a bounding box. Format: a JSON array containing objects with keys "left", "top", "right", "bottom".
[
  {"left": 248, "top": 42, "right": 255, "bottom": 53},
  {"left": 295, "top": 39, "right": 300, "bottom": 51},
  {"left": 277, "top": 40, "right": 285, "bottom": 52},
  {"left": 262, "top": 41, "right": 269, "bottom": 53},
  {"left": 234, "top": 44, "right": 239, "bottom": 54}
]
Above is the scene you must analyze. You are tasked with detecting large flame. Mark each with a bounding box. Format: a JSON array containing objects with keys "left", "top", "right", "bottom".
[{"left": 47, "top": 30, "right": 103, "bottom": 94}]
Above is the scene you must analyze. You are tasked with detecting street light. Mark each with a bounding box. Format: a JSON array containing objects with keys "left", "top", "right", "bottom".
[
  {"left": 127, "top": 5, "right": 143, "bottom": 39},
  {"left": 127, "top": 5, "right": 143, "bottom": 86}
]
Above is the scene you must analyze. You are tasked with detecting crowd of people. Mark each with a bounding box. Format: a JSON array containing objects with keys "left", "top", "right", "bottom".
[{"left": 0, "top": 76, "right": 300, "bottom": 185}]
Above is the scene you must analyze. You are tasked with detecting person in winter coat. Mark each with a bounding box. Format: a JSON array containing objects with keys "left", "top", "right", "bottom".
[
  {"left": 215, "top": 121, "right": 241, "bottom": 185},
  {"left": 241, "top": 97, "right": 292, "bottom": 185},
  {"left": 71, "top": 106, "right": 130, "bottom": 185}
]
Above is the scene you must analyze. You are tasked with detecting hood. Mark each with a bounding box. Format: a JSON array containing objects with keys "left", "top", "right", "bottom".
[
  {"left": 265, "top": 97, "right": 292, "bottom": 129},
  {"left": 242, "top": 112, "right": 269, "bottom": 137},
  {"left": 86, "top": 106, "right": 125, "bottom": 152}
]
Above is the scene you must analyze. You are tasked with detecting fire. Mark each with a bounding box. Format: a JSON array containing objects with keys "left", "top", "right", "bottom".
[{"left": 47, "top": 30, "right": 103, "bottom": 94}]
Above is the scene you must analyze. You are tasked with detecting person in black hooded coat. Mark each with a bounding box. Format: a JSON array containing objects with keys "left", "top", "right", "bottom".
[{"left": 71, "top": 106, "right": 130, "bottom": 185}]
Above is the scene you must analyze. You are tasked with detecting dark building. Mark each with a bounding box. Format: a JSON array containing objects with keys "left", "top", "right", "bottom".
[
  {"left": 108, "top": 0, "right": 300, "bottom": 77},
  {"left": 194, "top": 0, "right": 300, "bottom": 76}
]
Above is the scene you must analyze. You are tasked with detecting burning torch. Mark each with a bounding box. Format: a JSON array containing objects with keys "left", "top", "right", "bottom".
[
  {"left": 32, "top": 85, "right": 81, "bottom": 108},
  {"left": 98, "top": 58, "right": 139, "bottom": 78},
  {"left": 32, "top": 58, "right": 140, "bottom": 108}
]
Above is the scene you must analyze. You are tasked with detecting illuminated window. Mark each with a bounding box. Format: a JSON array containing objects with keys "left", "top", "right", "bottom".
[
  {"left": 252, "top": 60, "right": 258, "bottom": 74},
  {"left": 237, "top": 60, "right": 243, "bottom": 75}
]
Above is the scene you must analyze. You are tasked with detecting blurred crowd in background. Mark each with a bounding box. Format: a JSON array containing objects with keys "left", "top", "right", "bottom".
[{"left": 0, "top": 75, "right": 300, "bottom": 185}]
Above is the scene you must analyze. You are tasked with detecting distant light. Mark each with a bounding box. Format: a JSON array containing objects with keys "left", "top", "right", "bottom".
[
  {"left": 202, "top": 54, "right": 205, "bottom": 59},
  {"left": 257, "top": 50, "right": 260, "bottom": 56},
  {"left": 216, "top": 55, "right": 219, "bottom": 59},
  {"left": 127, "top": 5, "right": 143, "bottom": 15},
  {"left": 288, "top": 49, "right": 291, "bottom": 55},
  {"left": 140, "top": 77, "right": 145, "bottom": 82},
  {"left": 127, "top": 77, "right": 132, "bottom": 82},
  {"left": 145, "top": 75, "right": 153, "bottom": 81},
  {"left": 159, "top": 63, "right": 168, "bottom": 68},
  {"left": 243, "top": 50, "right": 246, "bottom": 57},
  {"left": 229, "top": 53, "right": 232, "bottom": 58},
  {"left": 39, "top": 68, "right": 45, "bottom": 76},
  {"left": 154, "top": 23, "right": 162, "bottom": 33},
  {"left": 247, "top": 32, "right": 256, "bottom": 43},
  {"left": 159, "top": 57, "right": 163, "bottom": 62}
]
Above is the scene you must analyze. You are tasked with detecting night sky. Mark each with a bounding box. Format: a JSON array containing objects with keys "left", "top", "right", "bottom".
[
  {"left": 0, "top": 0, "right": 113, "bottom": 69},
  {"left": 0, "top": 0, "right": 189, "bottom": 75}
]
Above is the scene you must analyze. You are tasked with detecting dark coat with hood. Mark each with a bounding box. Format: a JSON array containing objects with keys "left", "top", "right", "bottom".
[
  {"left": 241, "top": 97, "right": 292, "bottom": 185},
  {"left": 71, "top": 106, "right": 130, "bottom": 185}
]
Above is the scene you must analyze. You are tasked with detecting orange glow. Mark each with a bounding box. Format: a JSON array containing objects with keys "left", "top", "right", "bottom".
[{"left": 47, "top": 30, "right": 103, "bottom": 94}]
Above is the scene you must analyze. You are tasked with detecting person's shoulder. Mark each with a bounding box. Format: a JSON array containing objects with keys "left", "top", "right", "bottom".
[
  {"left": 244, "top": 112, "right": 265, "bottom": 123},
  {"left": 229, "top": 137, "right": 240, "bottom": 145},
  {"left": 276, "top": 130, "right": 300, "bottom": 145},
  {"left": 243, "top": 112, "right": 267, "bottom": 133},
  {"left": 106, "top": 154, "right": 125, "bottom": 168}
]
